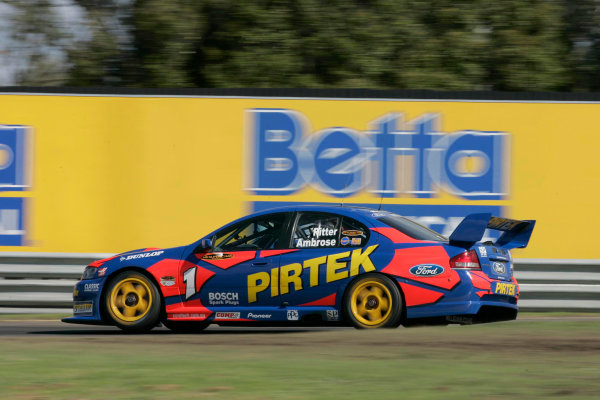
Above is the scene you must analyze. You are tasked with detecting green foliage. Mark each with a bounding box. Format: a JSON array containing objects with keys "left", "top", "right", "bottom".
[
  {"left": 482, "top": 0, "right": 567, "bottom": 91},
  {"left": 2, "top": 0, "right": 69, "bottom": 85},
  {"left": 5, "top": 0, "right": 600, "bottom": 91}
]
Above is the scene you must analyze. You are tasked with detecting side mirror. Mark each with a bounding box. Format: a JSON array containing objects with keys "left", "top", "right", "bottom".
[{"left": 194, "top": 238, "right": 212, "bottom": 253}]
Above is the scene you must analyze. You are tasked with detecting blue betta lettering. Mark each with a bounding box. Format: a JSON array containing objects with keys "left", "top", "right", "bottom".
[
  {"left": 248, "top": 109, "right": 304, "bottom": 195},
  {"left": 246, "top": 109, "right": 507, "bottom": 200}
]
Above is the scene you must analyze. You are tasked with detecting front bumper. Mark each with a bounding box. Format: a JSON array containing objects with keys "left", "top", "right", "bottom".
[{"left": 62, "top": 278, "right": 106, "bottom": 324}]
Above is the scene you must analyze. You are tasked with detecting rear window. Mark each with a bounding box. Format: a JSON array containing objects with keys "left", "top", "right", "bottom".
[{"left": 377, "top": 214, "right": 448, "bottom": 242}]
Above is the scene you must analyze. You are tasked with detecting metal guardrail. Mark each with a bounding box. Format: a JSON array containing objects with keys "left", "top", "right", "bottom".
[
  {"left": 0, "top": 253, "right": 598, "bottom": 314},
  {"left": 514, "top": 259, "right": 600, "bottom": 311},
  {"left": 0, "top": 253, "right": 108, "bottom": 313}
]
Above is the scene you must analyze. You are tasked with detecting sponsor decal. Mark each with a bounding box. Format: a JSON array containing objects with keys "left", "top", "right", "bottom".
[
  {"left": 83, "top": 283, "right": 100, "bottom": 292},
  {"left": 488, "top": 217, "right": 521, "bottom": 231},
  {"left": 287, "top": 309, "right": 299, "bottom": 321},
  {"left": 248, "top": 245, "right": 378, "bottom": 303},
  {"left": 73, "top": 288, "right": 79, "bottom": 297},
  {"left": 97, "top": 267, "right": 107, "bottom": 277},
  {"left": 342, "top": 230, "right": 363, "bottom": 237},
  {"left": 493, "top": 282, "right": 516, "bottom": 296},
  {"left": 340, "top": 236, "right": 350, "bottom": 246},
  {"left": 326, "top": 310, "right": 339, "bottom": 321},
  {"left": 208, "top": 292, "right": 240, "bottom": 306},
  {"left": 202, "top": 253, "right": 234, "bottom": 260},
  {"left": 73, "top": 301, "right": 93, "bottom": 315},
  {"left": 160, "top": 276, "right": 176, "bottom": 287},
  {"left": 311, "top": 224, "right": 337, "bottom": 238},
  {"left": 446, "top": 315, "right": 473, "bottom": 324},
  {"left": 371, "top": 212, "right": 389, "bottom": 218},
  {"left": 295, "top": 238, "right": 336, "bottom": 248},
  {"left": 120, "top": 250, "right": 164, "bottom": 262},
  {"left": 172, "top": 313, "right": 206, "bottom": 319},
  {"left": 295, "top": 223, "right": 339, "bottom": 248},
  {"left": 246, "top": 109, "right": 508, "bottom": 200},
  {"left": 215, "top": 312, "right": 241, "bottom": 320},
  {"left": 247, "top": 313, "right": 272, "bottom": 319},
  {"left": 492, "top": 262, "right": 506, "bottom": 274},
  {"left": 0, "top": 125, "right": 31, "bottom": 246},
  {"left": 409, "top": 264, "right": 445, "bottom": 277},
  {"left": 351, "top": 238, "right": 361, "bottom": 246}
]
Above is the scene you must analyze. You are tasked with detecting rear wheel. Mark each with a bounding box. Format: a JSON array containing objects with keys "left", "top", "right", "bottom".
[
  {"left": 104, "top": 271, "right": 161, "bottom": 332},
  {"left": 162, "top": 320, "right": 210, "bottom": 333},
  {"left": 344, "top": 273, "right": 402, "bottom": 329}
]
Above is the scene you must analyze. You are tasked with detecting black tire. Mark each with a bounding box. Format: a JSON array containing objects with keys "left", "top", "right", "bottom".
[
  {"left": 344, "top": 273, "right": 403, "bottom": 329},
  {"left": 103, "top": 270, "right": 161, "bottom": 333},
  {"left": 162, "top": 320, "right": 210, "bottom": 333}
]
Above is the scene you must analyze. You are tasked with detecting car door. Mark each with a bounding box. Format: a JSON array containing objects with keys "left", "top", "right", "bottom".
[
  {"left": 278, "top": 211, "right": 373, "bottom": 312},
  {"left": 180, "top": 212, "right": 293, "bottom": 314}
]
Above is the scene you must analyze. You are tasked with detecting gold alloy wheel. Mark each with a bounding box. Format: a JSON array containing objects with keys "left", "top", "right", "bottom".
[
  {"left": 350, "top": 279, "right": 393, "bottom": 326},
  {"left": 109, "top": 277, "right": 153, "bottom": 322}
]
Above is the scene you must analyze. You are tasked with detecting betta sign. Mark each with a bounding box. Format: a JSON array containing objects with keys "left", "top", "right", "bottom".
[{"left": 245, "top": 109, "right": 508, "bottom": 200}]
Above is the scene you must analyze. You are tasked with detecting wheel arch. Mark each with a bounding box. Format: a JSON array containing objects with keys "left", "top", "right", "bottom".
[
  {"left": 99, "top": 266, "right": 166, "bottom": 322},
  {"left": 339, "top": 271, "right": 406, "bottom": 324}
]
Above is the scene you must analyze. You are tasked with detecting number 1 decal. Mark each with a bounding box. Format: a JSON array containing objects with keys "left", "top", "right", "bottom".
[{"left": 183, "top": 267, "right": 196, "bottom": 300}]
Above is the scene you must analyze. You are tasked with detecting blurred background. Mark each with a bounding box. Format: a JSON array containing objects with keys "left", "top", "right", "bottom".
[
  {"left": 0, "top": 4, "right": 598, "bottom": 399},
  {"left": 1, "top": 0, "right": 600, "bottom": 91},
  {"left": 0, "top": 0, "right": 598, "bottom": 312}
]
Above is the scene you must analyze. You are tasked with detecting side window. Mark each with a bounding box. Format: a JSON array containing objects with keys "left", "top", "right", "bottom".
[
  {"left": 213, "top": 213, "right": 286, "bottom": 251},
  {"left": 293, "top": 212, "right": 341, "bottom": 249},
  {"left": 339, "top": 217, "right": 369, "bottom": 247}
]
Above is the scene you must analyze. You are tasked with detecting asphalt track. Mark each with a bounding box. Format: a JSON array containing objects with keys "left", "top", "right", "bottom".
[
  {"left": 1, "top": 315, "right": 598, "bottom": 337},
  {"left": 0, "top": 320, "right": 351, "bottom": 336}
]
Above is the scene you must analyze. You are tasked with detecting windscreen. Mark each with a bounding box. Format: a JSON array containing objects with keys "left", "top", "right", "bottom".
[{"left": 377, "top": 214, "right": 448, "bottom": 242}]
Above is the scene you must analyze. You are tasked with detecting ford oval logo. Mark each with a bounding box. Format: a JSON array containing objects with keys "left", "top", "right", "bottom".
[
  {"left": 492, "top": 262, "right": 506, "bottom": 274},
  {"left": 409, "top": 264, "right": 444, "bottom": 277}
]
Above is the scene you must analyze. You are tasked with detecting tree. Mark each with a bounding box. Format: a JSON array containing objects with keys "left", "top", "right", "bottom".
[
  {"left": 62, "top": 0, "right": 572, "bottom": 91},
  {"left": 481, "top": 0, "right": 567, "bottom": 91},
  {"left": 562, "top": 0, "right": 600, "bottom": 91},
  {"left": 1, "top": 0, "right": 71, "bottom": 85}
]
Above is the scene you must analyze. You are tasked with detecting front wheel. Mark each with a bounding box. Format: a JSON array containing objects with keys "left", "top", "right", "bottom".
[
  {"left": 103, "top": 270, "right": 161, "bottom": 332},
  {"left": 344, "top": 273, "right": 403, "bottom": 329}
]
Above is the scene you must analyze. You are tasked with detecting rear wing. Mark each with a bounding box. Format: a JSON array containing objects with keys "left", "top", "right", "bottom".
[{"left": 449, "top": 213, "right": 536, "bottom": 250}]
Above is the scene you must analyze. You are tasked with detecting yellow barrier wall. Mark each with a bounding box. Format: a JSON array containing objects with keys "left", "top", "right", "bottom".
[{"left": 0, "top": 93, "right": 597, "bottom": 259}]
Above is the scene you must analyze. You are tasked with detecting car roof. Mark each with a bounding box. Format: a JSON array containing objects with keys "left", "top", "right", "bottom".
[
  {"left": 196, "top": 204, "right": 398, "bottom": 245},
  {"left": 246, "top": 204, "right": 384, "bottom": 219}
]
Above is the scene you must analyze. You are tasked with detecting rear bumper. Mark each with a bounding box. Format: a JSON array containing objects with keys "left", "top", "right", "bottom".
[
  {"left": 400, "top": 271, "right": 519, "bottom": 323},
  {"left": 404, "top": 305, "right": 517, "bottom": 326}
]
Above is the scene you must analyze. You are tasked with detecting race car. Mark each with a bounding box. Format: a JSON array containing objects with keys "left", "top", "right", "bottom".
[{"left": 62, "top": 205, "right": 535, "bottom": 332}]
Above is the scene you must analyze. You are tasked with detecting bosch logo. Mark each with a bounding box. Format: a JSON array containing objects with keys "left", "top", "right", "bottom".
[
  {"left": 492, "top": 262, "right": 506, "bottom": 274},
  {"left": 208, "top": 292, "right": 240, "bottom": 306},
  {"left": 208, "top": 292, "right": 238, "bottom": 301},
  {"left": 409, "top": 264, "right": 445, "bottom": 277}
]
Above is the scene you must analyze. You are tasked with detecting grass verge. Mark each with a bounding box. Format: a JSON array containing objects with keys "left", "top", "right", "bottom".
[{"left": 0, "top": 319, "right": 599, "bottom": 399}]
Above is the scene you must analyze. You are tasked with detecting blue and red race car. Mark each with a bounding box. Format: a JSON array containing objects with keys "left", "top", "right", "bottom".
[{"left": 63, "top": 205, "right": 535, "bottom": 332}]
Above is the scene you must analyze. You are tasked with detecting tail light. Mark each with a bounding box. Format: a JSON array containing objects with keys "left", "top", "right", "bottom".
[{"left": 450, "top": 250, "right": 481, "bottom": 270}]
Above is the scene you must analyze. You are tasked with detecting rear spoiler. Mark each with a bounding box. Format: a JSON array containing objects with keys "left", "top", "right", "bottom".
[{"left": 449, "top": 213, "right": 536, "bottom": 250}]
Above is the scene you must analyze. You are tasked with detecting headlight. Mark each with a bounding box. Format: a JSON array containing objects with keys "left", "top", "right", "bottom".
[{"left": 81, "top": 266, "right": 97, "bottom": 280}]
